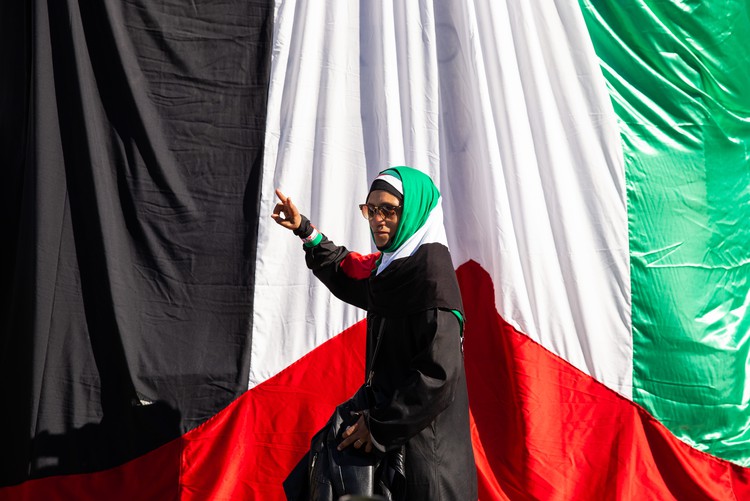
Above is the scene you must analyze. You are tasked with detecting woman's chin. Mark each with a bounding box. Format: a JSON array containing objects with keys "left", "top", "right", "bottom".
[{"left": 374, "top": 238, "right": 389, "bottom": 249}]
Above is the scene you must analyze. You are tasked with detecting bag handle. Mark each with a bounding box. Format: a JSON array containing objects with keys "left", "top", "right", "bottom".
[{"left": 366, "top": 317, "right": 386, "bottom": 387}]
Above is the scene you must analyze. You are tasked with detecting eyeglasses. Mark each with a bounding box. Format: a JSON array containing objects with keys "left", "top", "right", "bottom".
[{"left": 359, "top": 203, "right": 402, "bottom": 220}]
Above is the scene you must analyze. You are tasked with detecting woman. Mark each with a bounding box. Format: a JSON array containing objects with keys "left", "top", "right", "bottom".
[{"left": 274, "top": 167, "right": 477, "bottom": 501}]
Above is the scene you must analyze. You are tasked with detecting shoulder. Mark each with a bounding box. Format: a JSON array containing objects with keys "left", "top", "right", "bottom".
[{"left": 340, "top": 251, "right": 381, "bottom": 279}]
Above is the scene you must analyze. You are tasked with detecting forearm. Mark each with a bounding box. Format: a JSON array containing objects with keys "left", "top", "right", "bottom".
[{"left": 295, "top": 215, "right": 369, "bottom": 309}]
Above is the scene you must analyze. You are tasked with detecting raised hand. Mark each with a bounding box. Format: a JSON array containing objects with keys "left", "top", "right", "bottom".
[{"left": 271, "top": 188, "right": 302, "bottom": 231}]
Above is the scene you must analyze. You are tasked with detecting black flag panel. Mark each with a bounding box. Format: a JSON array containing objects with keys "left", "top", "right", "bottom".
[{"left": 0, "top": 0, "right": 273, "bottom": 486}]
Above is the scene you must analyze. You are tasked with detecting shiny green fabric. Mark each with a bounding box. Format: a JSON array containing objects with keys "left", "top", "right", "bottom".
[
  {"left": 378, "top": 167, "right": 440, "bottom": 253},
  {"left": 581, "top": 0, "right": 750, "bottom": 465}
]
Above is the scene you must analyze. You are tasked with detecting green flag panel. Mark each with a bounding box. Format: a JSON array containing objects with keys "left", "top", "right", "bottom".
[{"left": 580, "top": 0, "right": 750, "bottom": 465}]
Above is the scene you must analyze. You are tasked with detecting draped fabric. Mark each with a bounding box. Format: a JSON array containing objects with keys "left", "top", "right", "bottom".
[
  {"left": 581, "top": 0, "right": 750, "bottom": 465},
  {"left": 0, "top": 0, "right": 272, "bottom": 486},
  {"left": 2, "top": 0, "right": 750, "bottom": 499}
]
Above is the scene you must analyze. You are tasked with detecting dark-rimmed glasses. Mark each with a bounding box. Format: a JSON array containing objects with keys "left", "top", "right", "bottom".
[{"left": 359, "top": 203, "right": 402, "bottom": 220}]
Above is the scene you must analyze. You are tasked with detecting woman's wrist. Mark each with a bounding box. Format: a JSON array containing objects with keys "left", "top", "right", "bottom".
[{"left": 292, "top": 215, "right": 313, "bottom": 238}]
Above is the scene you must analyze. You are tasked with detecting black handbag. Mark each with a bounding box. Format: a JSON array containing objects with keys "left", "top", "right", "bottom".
[{"left": 308, "top": 390, "right": 381, "bottom": 500}]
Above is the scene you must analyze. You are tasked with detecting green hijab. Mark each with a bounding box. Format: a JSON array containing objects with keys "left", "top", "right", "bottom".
[{"left": 373, "top": 166, "right": 440, "bottom": 253}]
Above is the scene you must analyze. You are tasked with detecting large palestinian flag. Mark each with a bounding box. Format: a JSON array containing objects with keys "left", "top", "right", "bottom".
[{"left": 2, "top": 0, "right": 749, "bottom": 500}]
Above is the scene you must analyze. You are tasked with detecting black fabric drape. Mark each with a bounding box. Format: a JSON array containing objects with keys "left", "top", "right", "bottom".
[{"left": 0, "top": 0, "right": 272, "bottom": 486}]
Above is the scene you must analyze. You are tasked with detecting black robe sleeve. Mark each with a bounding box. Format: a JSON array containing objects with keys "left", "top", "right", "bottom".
[
  {"left": 366, "top": 308, "right": 464, "bottom": 449},
  {"left": 299, "top": 216, "right": 369, "bottom": 310}
]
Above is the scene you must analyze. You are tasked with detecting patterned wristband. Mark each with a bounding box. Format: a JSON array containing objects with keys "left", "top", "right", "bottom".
[{"left": 302, "top": 228, "right": 322, "bottom": 247}]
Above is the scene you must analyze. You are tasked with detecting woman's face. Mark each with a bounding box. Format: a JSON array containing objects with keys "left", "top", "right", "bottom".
[{"left": 366, "top": 190, "right": 401, "bottom": 249}]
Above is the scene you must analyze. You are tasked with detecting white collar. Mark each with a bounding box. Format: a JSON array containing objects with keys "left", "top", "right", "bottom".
[{"left": 376, "top": 198, "right": 448, "bottom": 274}]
